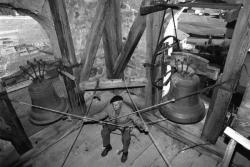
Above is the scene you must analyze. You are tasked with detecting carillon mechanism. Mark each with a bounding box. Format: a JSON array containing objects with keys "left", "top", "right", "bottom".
[
  {"left": 28, "top": 79, "right": 68, "bottom": 125},
  {"left": 158, "top": 52, "right": 220, "bottom": 124},
  {"left": 19, "top": 59, "right": 69, "bottom": 125},
  {"left": 159, "top": 72, "right": 205, "bottom": 124}
]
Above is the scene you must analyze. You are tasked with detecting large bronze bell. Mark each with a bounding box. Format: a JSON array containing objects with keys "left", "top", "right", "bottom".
[
  {"left": 28, "top": 79, "right": 68, "bottom": 125},
  {"left": 159, "top": 73, "right": 205, "bottom": 124}
]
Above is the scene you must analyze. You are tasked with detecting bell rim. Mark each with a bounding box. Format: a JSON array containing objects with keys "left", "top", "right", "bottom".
[
  {"left": 29, "top": 97, "right": 69, "bottom": 126},
  {"left": 159, "top": 100, "right": 206, "bottom": 124}
]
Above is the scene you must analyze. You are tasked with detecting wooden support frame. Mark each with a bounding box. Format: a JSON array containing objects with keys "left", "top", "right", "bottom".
[
  {"left": 0, "top": 82, "right": 32, "bottom": 155},
  {"left": 48, "top": 0, "right": 81, "bottom": 113},
  {"left": 146, "top": 12, "right": 165, "bottom": 105},
  {"left": 202, "top": 1, "right": 250, "bottom": 143},
  {"left": 79, "top": 0, "right": 109, "bottom": 82},
  {"left": 113, "top": 14, "right": 147, "bottom": 78},
  {"left": 103, "top": 0, "right": 122, "bottom": 79},
  {"left": 79, "top": 78, "right": 147, "bottom": 91},
  {"left": 47, "top": 0, "right": 77, "bottom": 65}
]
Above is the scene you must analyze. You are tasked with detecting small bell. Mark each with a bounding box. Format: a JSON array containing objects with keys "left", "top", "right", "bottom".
[
  {"left": 28, "top": 79, "right": 68, "bottom": 125},
  {"left": 159, "top": 72, "right": 205, "bottom": 124}
]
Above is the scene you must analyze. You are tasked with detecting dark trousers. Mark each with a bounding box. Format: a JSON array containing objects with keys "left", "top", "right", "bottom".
[{"left": 101, "top": 125, "right": 131, "bottom": 153}]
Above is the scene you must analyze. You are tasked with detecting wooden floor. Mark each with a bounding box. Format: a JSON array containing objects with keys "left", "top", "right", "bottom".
[
  {"left": 28, "top": 122, "right": 221, "bottom": 167},
  {"left": 2, "top": 116, "right": 250, "bottom": 167}
]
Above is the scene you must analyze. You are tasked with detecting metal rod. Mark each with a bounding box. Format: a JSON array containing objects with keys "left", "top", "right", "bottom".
[
  {"left": 181, "top": 61, "right": 183, "bottom": 73},
  {"left": 108, "top": 98, "right": 175, "bottom": 122},
  {"left": 34, "top": 59, "right": 42, "bottom": 80},
  {"left": 124, "top": 79, "right": 172, "bottom": 167},
  {"left": 10, "top": 99, "right": 127, "bottom": 129},
  {"left": 39, "top": 59, "right": 45, "bottom": 77},
  {"left": 61, "top": 78, "right": 101, "bottom": 167},
  {"left": 27, "top": 61, "right": 41, "bottom": 82},
  {"left": 19, "top": 66, "right": 35, "bottom": 80},
  {"left": 186, "top": 63, "right": 189, "bottom": 73}
]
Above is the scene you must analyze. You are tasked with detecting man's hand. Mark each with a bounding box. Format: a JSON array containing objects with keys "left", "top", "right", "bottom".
[
  {"left": 143, "top": 126, "right": 149, "bottom": 134},
  {"left": 82, "top": 116, "right": 89, "bottom": 123},
  {"left": 139, "top": 125, "right": 149, "bottom": 134}
]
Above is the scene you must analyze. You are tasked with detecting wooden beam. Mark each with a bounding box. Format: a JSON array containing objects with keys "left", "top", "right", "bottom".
[
  {"left": 224, "top": 8, "right": 240, "bottom": 23},
  {"left": 103, "top": 0, "right": 122, "bottom": 78},
  {"left": 48, "top": 0, "right": 81, "bottom": 113},
  {"left": 0, "top": 82, "right": 32, "bottom": 155},
  {"left": 177, "top": 2, "right": 242, "bottom": 10},
  {"left": 79, "top": 0, "right": 109, "bottom": 82},
  {"left": 202, "top": 1, "right": 250, "bottom": 143},
  {"left": 47, "top": 0, "right": 77, "bottom": 65},
  {"left": 145, "top": 9, "right": 154, "bottom": 107},
  {"left": 140, "top": 1, "right": 242, "bottom": 15},
  {"left": 79, "top": 78, "right": 147, "bottom": 91},
  {"left": 113, "top": 14, "right": 146, "bottom": 78}
]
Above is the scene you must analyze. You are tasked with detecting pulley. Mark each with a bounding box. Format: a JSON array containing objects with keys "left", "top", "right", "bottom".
[
  {"left": 159, "top": 72, "right": 205, "bottom": 124},
  {"left": 28, "top": 79, "right": 68, "bottom": 125}
]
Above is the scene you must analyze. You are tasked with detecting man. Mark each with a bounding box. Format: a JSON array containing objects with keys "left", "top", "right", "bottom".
[{"left": 88, "top": 95, "right": 148, "bottom": 163}]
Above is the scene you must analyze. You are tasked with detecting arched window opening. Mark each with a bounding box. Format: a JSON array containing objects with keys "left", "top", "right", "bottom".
[{"left": 0, "top": 7, "right": 53, "bottom": 78}]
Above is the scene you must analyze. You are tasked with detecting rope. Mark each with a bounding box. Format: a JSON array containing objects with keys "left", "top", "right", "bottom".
[{"left": 123, "top": 78, "right": 172, "bottom": 167}]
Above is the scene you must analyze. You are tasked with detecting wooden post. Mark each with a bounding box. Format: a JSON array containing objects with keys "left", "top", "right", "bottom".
[
  {"left": 233, "top": 77, "right": 250, "bottom": 137},
  {"left": 145, "top": 4, "right": 165, "bottom": 106},
  {"left": 202, "top": 1, "right": 250, "bottom": 143},
  {"left": 48, "top": 0, "right": 81, "bottom": 113},
  {"left": 113, "top": 14, "right": 146, "bottom": 78},
  {"left": 0, "top": 82, "right": 32, "bottom": 155},
  {"left": 145, "top": 12, "right": 154, "bottom": 107},
  {"left": 103, "top": 0, "right": 122, "bottom": 79},
  {"left": 79, "top": 0, "right": 109, "bottom": 82}
]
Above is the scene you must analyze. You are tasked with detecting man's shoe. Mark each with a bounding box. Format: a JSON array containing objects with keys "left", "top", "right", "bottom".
[
  {"left": 101, "top": 145, "right": 112, "bottom": 157},
  {"left": 121, "top": 152, "right": 128, "bottom": 163}
]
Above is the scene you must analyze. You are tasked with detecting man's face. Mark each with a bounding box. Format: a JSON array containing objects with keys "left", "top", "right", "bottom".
[{"left": 112, "top": 100, "right": 122, "bottom": 112}]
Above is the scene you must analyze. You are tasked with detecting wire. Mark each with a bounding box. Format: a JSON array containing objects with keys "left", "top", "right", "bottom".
[
  {"left": 60, "top": 121, "right": 84, "bottom": 167},
  {"left": 60, "top": 80, "right": 100, "bottom": 167},
  {"left": 123, "top": 77, "right": 172, "bottom": 167}
]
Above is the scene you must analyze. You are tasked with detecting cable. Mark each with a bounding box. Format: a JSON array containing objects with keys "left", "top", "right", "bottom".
[
  {"left": 123, "top": 77, "right": 172, "bottom": 167},
  {"left": 60, "top": 80, "right": 100, "bottom": 167},
  {"left": 5, "top": 97, "right": 129, "bottom": 128},
  {"left": 60, "top": 121, "right": 84, "bottom": 167},
  {"left": 170, "top": 142, "right": 212, "bottom": 163}
]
